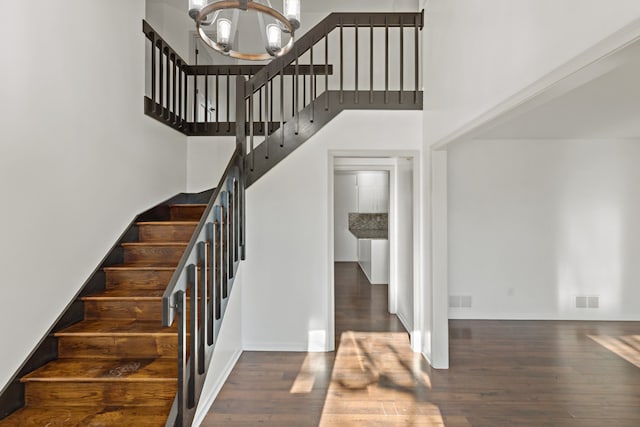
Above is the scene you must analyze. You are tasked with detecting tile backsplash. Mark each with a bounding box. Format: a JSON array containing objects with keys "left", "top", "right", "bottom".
[{"left": 348, "top": 213, "right": 388, "bottom": 230}]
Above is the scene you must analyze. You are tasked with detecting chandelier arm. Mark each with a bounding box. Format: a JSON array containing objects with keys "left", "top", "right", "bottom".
[{"left": 196, "top": 1, "right": 295, "bottom": 61}]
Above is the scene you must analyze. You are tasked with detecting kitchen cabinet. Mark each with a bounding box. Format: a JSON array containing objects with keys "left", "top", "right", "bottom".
[{"left": 358, "top": 238, "right": 389, "bottom": 285}]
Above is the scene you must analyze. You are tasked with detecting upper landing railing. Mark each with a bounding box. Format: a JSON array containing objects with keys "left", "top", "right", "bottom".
[
  {"left": 238, "top": 11, "right": 424, "bottom": 183},
  {"left": 143, "top": 11, "right": 423, "bottom": 138}
]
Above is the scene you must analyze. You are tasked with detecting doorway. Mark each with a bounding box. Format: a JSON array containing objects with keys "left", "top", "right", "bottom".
[{"left": 331, "top": 156, "right": 417, "bottom": 350}]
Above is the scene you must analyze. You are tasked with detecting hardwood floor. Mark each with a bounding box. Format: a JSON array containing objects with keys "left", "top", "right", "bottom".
[{"left": 203, "top": 262, "right": 640, "bottom": 426}]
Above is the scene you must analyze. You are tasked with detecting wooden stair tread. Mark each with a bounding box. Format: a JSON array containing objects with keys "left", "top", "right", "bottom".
[
  {"left": 21, "top": 358, "right": 177, "bottom": 382},
  {"left": 82, "top": 288, "right": 164, "bottom": 300},
  {"left": 121, "top": 242, "right": 189, "bottom": 247},
  {"left": 0, "top": 406, "right": 169, "bottom": 426},
  {"left": 169, "top": 204, "right": 207, "bottom": 207},
  {"left": 136, "top": 221, "right": 199, "bottom": 225},
  {"left": 103, "top": 265, "right": 177, "bottom": 271},
  {"left": 55, "top": 320, "right": 176, "bottom": 336}
]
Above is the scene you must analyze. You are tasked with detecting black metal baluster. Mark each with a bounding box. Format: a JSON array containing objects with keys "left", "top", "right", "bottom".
[
  {"left": 339, "top": 20, "right": 343, "bottom": 104},
  {"left": 214, "top": 211, "right": 222, "bottom": 320},
  {"left": 206, "top": 223, "right": 215, "bottom": 346},
  {"left": 249, "top": 83, "right": 254, "bottom": 170},
  {"left": 258, "top": 86, "right": 263, "bottom": 133},
  {"left": 370, "top": 20, "right": 374, "bottom": 103},
  {"left": 270, "top": 78, "right": 274, "bottom": 132},
  {"left": 295, "top": 53, "right": 299, "bottom": 135},
  {"left": 227, "top": 70, "right": 231, "bottom": 132},
  {"left": 197, "top": 242, "right": 206, "bottom": 374},
  {"left": 310, "top": 45, "right": 315, "bottom": 122},
  {"left": 165, "top": 46, "right": 170, "bottom": 118},
  {"left": 172, "top": 55, "right": 176, "bottom": 122},
  {"left": 280, "top": 63, "right": 284, "bottom": 147},
  {"left": 415, "top": 16, "right": 419, "bottom": 104},
  {"left": 265, "top": 72, "right": 270, "bottom": 159},
  {"left": 151, "top": 33, "right": 156, "bottom": 112},
  {"left": 399, "top": 17, "right": 404, "bottom": 104},
  {"left": 176, "top": 289, "right": 187, "bottom": 425},
  {"left": 193, "top": 72, "right": 198, "bottom": 127},
  {"left": 188, "top": 264, "right": 197, "bottom": 408},
  {"left": 325, "top": 31, "right": 329, "bottom": 110},
  {"left": 204, "top": 68, "right": 209, "bottom": 131},
  {"left": 355, "top": 19, "right": 359, "bottom": 104},
  {"left": 183, "top": 65, "right": 188, "bottom": 127},
  {"left": 158, "top": 40, "right": 163, "bottom": 115},
  {"left": 215, "top": 71, "right": 220, "bottom": 131},
  {"left": 385, "top": 17, "right": 389, "bottom": 104},
  {"left": 178, "top": 61, "right": 182, "bottom": 124}
]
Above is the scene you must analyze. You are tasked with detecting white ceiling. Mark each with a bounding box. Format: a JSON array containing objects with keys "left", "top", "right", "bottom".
[{"left": 477, "top": 45, "right": 640, "bottom": 140}]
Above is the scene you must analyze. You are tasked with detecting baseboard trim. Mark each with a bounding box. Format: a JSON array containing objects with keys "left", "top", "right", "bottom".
[
  {"left": 242, "top": 342, "right": 323, "bottom": 352},
  {"left": 193, "top": 348, "right": 243, "bottom": 427},
  {"left": 448, "top": 312, "right": 640, "bottom": 321}
]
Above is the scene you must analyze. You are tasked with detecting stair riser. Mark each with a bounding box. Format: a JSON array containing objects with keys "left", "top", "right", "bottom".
[
  {"left": 84, "top": 301, "right": 163, "bottom": 321},
  {"left": 139, "top": 224, "right": 197, "bottom": 242},
  {"left": 25, "top": 382, "right": 175, "bottom": 407},
  {"left": 169, "top": 206, "right": 206, "bottom": 221},
  {"left": 105, "top": 270, "right": 174, "bottom": 289},
  {"left": 123, "top": 246, "right": 185, "bottom": 265},
  {"left": 58, "top": 336, "right": 178, "bottom": 359}
]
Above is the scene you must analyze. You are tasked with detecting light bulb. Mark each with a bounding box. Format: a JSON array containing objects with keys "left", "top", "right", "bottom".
[
  {"left": 284, "top": 0, "right": 300, "bottom": 30},
  {"left": 188, "top": 0, "right": 207, "bottom": 19},
  {"left": 266, "top": 24, "right": 282, "bottom": 54},
  {"left": 217, "top": 18, "right": 232, "bottom": 50}
]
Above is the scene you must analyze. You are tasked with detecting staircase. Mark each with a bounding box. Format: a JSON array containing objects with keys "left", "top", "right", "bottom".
[
  {"left": 1, "top": 9, "right": 423, "bottom": 427},
  {"left": 0, "top": 203, "right": 206, "bottom": 426}
]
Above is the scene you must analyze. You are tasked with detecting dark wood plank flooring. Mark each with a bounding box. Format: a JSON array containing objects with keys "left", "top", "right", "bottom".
[{"left": 203, "top": 262, "right": 640, "bottom": 426}]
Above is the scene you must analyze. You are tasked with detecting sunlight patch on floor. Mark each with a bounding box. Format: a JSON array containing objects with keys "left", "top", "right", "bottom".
[
  {"left": 289, "top": 353, "right": 330, "bottom": 394},
  {"left": 589, "top": 334, "right": 640, "bottom": 368},
  {"left": 317, "top": 331, "right": 443, "bottom": 426}
]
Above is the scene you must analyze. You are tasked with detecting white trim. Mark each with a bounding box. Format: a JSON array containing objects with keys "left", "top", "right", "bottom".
[
  {"left": 329, "top": 150, "right": 422, "bottom": 353},
  {"left": 242, "top": 342, "right": 318, "bottom": 352},
  {"left": 448, "top": 313, "right": 640, "bottom": 321},
  {"left": 396, "top": 310, "right": 411, "bottom": 334},
  {"left": 192, "top": 348, "right": 242, "bottom": 427}
]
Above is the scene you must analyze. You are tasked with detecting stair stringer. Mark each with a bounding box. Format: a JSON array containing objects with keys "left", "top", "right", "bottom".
[{"left": 245, "top": 90, "right": 423, "bottom": 186}]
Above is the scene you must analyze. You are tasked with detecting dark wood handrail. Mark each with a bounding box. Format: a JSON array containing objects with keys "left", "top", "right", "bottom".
[{"left": 245, "top": 11, "right": 424, "bottom": 95}]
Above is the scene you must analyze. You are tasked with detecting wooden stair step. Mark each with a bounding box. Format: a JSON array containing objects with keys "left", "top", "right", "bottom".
[
  {"left": 24, "top": 381, "right": 175, "bottom": 407},
  {"left": 56, "top": 320, "right": 179, "bottom": 359},
  {"left": 137, "top": 221, "right": 199, "bottom": 242},
  {"left": 122, "top": 242, "right": 187, "bottom": 265},
  {"left": 103, "top": 265, "right": 175, "bottom": 289},
  {"left": 21, "top": 358, "right": 176, "bottom": 382},
  {"left": 0, "top": 406, "right": 169, "bottom": 426},
  {"left": 55, "top": 319, "right": 176, "bottom": 336},
  {"left": 81, "top": 289, "right": 193, "bottom": 321},
  {"left": 82, "top": 288, "right": 165, "bottom": 299},
  {"left": 169, "top": 204, "right": 207, "bottom": 221}
]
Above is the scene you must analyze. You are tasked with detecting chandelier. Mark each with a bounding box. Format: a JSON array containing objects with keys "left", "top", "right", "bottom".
[{"left": 188, "top": 0, "right": 301, "bottom": 61}]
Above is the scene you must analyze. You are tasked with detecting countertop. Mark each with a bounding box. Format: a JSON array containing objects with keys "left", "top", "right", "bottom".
[{"left": 349, "top": 228, "right": 388, "bottom": 240}]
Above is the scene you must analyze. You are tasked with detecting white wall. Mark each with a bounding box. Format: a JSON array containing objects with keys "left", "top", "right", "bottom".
[
  {"left": 395, "top": 159, "right": 414, "bottom": 331},
  {"left": 242, "top": 110, "right": 422, "bottom": 352},
  {"left": 0, "top": 0, "right": 187, "bottom": 391},
  {"left": 422, "top": 0, "right": 640, "bottom": 147},
  {"left": 333, "top": 172, "right": 358, "bottom": 262},
  {"left": 194, "top": 268, "right": 243, "bottom": 426},
  {"left": 449, "top": 138, "right": 640, "bottom": 320},
  {"left": 146, "top": 0, "right": 195, "bottom": 59},
  {"left": 187, "top": 137, "right": 236, "bottom": 193}
]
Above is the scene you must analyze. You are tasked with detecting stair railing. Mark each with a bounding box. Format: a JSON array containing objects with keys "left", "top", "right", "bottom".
[
  {"left": 241, "top": 11, "right": 424, "bottom": 183},
  {"left": 162, "top": 141, "right": 245, "bottom": 427}
]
